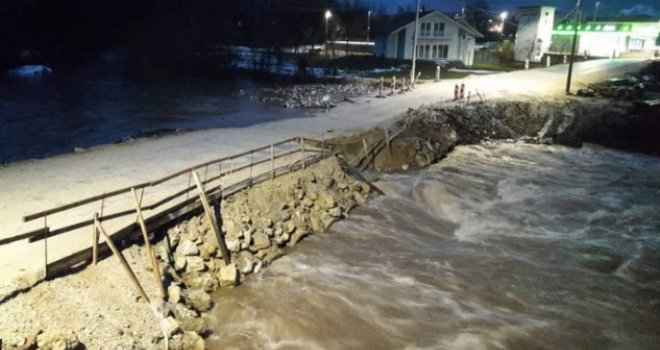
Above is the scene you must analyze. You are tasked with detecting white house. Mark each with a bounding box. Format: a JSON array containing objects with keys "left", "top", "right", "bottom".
[
  {"left": 514, "top": 6, "right": 556, "bottom": 62},
  {"left": 373, "top": 11, "right": 483, "bottom": 65}
]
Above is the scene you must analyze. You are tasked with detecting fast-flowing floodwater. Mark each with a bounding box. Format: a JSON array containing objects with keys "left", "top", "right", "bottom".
[
  {"left": 207, "top": 143, "right": 660, "bottom": 349},
  {"left": 0, "top": 56, "right": 305, "bottom": 164}
]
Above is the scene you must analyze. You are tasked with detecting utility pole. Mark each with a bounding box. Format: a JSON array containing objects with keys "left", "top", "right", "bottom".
[
  {"left": 565, "top": 0, "right": 581, "bottom": 95},
  {"left": 325, "top": 10, "right": 332, "bottom": 59},
  {"left": 367, "top": 10, "right": 372, "bottom": 42},
  {"left": 410, "top": 0, "right": 421, "bottom": 86}
]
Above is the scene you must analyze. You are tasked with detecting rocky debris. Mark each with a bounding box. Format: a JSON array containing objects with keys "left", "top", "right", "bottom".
[
  {"left": 151, "top": 157, "right": 372, "bottom": 348},
  {"left": 244, "top": 81, "right": 380, "bottom": 109},
  {"left": 36, "top": 330, "right": 80, "bottom": 350}
]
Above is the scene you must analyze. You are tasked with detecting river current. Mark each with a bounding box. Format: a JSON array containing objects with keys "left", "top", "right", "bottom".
[{"left": 206, "top": 143, "right": 660, "bottom": 349}]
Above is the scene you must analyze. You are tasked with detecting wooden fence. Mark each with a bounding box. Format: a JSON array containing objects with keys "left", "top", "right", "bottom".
[{"left": 1, "top": 136, "right": 330, "bottom": 279}]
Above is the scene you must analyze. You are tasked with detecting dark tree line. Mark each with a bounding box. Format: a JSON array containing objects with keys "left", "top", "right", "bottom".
[{"left": 0, "top": 0, "right": 372, "bottom": 76}]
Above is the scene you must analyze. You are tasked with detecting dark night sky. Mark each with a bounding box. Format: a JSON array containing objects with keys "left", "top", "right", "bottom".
[{"left": 373, "top": 0, "right": 658, "bottom": 17}]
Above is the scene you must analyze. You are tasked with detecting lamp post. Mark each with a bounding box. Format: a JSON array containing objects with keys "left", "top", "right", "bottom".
[
  {"left": 500, "top": 11, "right": 508, "bottom": 33},
  {"left": 566, "top": 0, "right": 581, "bottom": 95},
  {"left": 325, "top": 10, "right": 332, "bottom": 58},
  {"left": 410, "top": 0, "right": 421, "bottom": 86},
  {"left": 367, "top": 10, "right": 372, "bottom": 42},
  {"left": 593, "top": 1, "right": 600, "bottom": 21}
]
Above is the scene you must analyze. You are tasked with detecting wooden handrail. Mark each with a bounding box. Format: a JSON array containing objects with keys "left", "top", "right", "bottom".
[
  {"left": 22, "top": 137, "right": 312, "bottom": 222},
  {"left": 22, "top": 149, "right": 318, "bottom": 244}
]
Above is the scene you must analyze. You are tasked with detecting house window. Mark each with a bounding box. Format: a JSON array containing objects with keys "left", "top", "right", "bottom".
[
  {"left": 436, "top": 44, "right": 448, "bottom": 59},
  {"left": 432, "top": 45, "right": 438, "bottom": 58},
  {"left": 433, "top": 23, "right": 445, "bottom": 37},
  {"left": 420, "top": 23, "right": 431, "bottom": 37}
]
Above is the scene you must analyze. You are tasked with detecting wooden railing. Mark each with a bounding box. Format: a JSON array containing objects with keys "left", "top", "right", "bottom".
[{"left": 1, "top": 136, "right": 330, "bottom": 278}]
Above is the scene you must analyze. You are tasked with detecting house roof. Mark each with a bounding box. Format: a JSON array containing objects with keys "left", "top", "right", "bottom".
[{"left": 372, "top": 10, "right": 484, "bottom": 38}]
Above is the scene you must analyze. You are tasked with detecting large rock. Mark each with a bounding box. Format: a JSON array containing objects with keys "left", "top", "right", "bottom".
[
  {"left": 162, "top": 316, "right": 181, "bottom": 336},
  {"left": 218, "top": 263, "right": 238, "bottom": 287},
  {"left": 185, "top": 256, "right": 206, "bottom": 273},
  {"left": 179, "top": 317, "right": 208, "bottom": 334},
  {"left": 168, "top": 284, "right": 183, "bottom": 304},
  {"left": 174, "top": 256, "right": 187, "bottom": 272},
  {"left": 225, "top": 237, "right": 241, "bottom": 253},
  {"left": 36, "top": 330, "right": 80, "bottom": 350},
  {"left": 199, "top": 242, "right": 217, "bottom": 261},
  {"left": 317, "top": 194, "right": 337, "bottom": 209},
  {"left": 252, "top": 232, "right": 271, "bottom": 250},
  {"left": 170, "top": 331, "right": 205, "bottom": 350},
  {"left": 187, "top": 290, "right": 213, "bottom": 312},
  {"left": 184, "top": 273, "right": 218, "bottom": 293},
  {"left": 175, "top": 239, "right": 199, "bottom": 257},
  {"left": 236, "top": 251, "right": 256, "bottom": 274},
  {"left": 223, "top": 220, "right": 241, "bottom": 238},
  {"left": 171, "top": 303, "right": 198, "bottom": 320}
]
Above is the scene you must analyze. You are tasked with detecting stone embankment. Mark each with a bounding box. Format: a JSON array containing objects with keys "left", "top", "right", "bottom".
[{"left": 155, "top": 156, "right": 371, "bottom": 347}]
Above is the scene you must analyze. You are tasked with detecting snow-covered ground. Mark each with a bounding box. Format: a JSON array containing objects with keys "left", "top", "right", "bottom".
[{"left": 0, "top": 58, "right": 648, "bottom": 297}]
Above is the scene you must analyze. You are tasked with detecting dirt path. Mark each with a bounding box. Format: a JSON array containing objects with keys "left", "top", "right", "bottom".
[{"left": 0, "top": 58, "right": 649, "bottom": 297}]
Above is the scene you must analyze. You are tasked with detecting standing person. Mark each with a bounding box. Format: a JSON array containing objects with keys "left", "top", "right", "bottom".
[
  {"left": 460, "top": 83, "right": 465, "bottom": 99},
  {"left": 454, "top": 84, "right": 459, "bottom": 100}
]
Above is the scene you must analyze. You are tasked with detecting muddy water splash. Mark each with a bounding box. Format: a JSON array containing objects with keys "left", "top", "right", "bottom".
[{"left": 207, "top": 144, "right": 660, "bottom": 349}]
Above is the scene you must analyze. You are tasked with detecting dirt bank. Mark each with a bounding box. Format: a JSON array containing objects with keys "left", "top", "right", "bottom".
[
  {"left": 328, "top": 97, "right": 660, "bottom": 171},
  {"left": 0, "top": 157, "right": 373, "bottom": 350}
]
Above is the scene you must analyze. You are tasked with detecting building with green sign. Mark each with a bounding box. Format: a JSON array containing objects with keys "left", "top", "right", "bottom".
[{"left": 549, "top": 20, "right": 659, "bottom": 58}]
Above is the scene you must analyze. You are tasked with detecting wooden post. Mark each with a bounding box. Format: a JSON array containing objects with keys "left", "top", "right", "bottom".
[
  {"left": 192, "top": 171, "right": 230, "bottom": 264},
  {"left": 43, "top": 217, "right": 49, "bottom": 278},
  {"left": 249, "top": 151, "right": 253, "bottom": 187},
  {"left": 270, "top": 144, "right": 275, "bottom": 180},
  {"left": 94, "top": 214, "right": 150, "bottom": 303},
  {"left": 384, "top": 128, "right": 391, "bottom": 157},
  {"left": 131, "top": 188, "right": 165, "bottom": 300},
  {"left": 212, "top": 199, "right": 230, "bottom": 265},
  {"left": 92, "top": 213, "right": 99, "bottom": 265},
  {"left": 301, "top": 138, "right": 306, "bottom": 169}
]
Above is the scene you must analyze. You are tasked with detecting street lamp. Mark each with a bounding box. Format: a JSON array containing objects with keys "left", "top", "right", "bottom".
[
  {"left": 500, "top": 11, "right": 508, "bottom": 33},
  {"left": 594, "top": 1, "right": 600, "bottom": 21},
  {"left": 325, "top": 10, "right": 332, "bottom": 58},
  {"left": 367, "top": 10, "right": 372, "bottom": 42}
]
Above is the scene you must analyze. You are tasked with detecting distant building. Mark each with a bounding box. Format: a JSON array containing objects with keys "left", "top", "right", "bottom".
[
  {"left": 550, "top": 20, "right": 660, "bottom": 58},
  {"left": 514, "top": 6, "right": 556, "bottom": 62},
  {"left": 373, "top": 11, "right": 483, "bottom": 66}
]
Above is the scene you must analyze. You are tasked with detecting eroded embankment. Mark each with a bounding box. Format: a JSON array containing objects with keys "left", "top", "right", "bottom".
[
  {"left": 0, "top": 157, "right": 373, "bottom": 350},
  {"left": 328, "top": 98, "right": 660, "bottom": 171}
]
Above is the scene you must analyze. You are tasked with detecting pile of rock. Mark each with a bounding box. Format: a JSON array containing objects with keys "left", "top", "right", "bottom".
[
  {"left": 154, "top": 157, "right": 371, "bottom": 347},
  {"left": 243, "top": 82, "right": 379, "bottom": 109}
]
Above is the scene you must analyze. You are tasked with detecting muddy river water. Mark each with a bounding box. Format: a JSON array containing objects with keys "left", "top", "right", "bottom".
[{"left": 206, "top": 143, "right": 660, "bottom": 349}]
